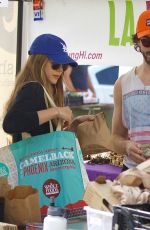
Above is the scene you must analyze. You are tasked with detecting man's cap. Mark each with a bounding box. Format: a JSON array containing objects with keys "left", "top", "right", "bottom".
[
  {"left": 136, "top": 10, "right": 150, "bottom": 38},
  {"left": 28, "top": 34, "right": 77, "bottom": 67}
]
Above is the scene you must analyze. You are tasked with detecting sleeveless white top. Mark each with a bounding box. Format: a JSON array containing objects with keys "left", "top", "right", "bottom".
[{"left": 121, "top": 67, "right": 150, "bottom": 168}]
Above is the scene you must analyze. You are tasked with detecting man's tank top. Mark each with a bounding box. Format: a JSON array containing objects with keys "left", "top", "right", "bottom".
[{"left": 121, "top": 67, "right": 150, "bottom": 168}]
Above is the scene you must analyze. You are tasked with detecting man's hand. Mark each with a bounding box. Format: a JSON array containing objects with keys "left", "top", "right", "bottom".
[{"left": 126, "top": 141, "right": 146, "bottom": 163}]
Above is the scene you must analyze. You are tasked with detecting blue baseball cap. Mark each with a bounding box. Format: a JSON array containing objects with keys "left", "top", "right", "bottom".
[{"left": 28, "top": 34, "right": 78, "bottom": 67}]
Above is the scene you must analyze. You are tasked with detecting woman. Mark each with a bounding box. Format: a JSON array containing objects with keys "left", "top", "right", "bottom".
[{"left": 3, "top": 34, "right": 94, "bottom": 143}]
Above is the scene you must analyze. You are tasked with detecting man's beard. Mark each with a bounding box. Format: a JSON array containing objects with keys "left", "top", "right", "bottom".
[{"left": 142, "top": 51, "right": 150, "bottom": 65}]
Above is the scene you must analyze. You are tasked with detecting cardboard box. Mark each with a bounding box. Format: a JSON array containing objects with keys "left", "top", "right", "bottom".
[
  {"left": 136, "top": 159, "right": 150, "bottom": 173},
  {"left": 0, "top": 222, "right": 17, "bottom": 230},
  {"left": 83, "top": 180, "right": 120, "bottom": 211}
]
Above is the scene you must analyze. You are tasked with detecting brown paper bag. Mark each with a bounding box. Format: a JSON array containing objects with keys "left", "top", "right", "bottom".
[
  {"left": 77, "top": 112, "right": 111, "bottom": 155},
  {"left": 4, "top": 185, "right": 41, "bottom": 226},
  {"left": 0, "top": 177, "right": 11, "bottom": 197},
  {"left": 0, "top": 177, "right": 11, "bottom": 222}
]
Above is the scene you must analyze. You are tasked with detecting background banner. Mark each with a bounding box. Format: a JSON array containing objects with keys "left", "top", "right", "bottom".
[
  {"left": 0, "top": 0, "right": 8, "bottom": 7},
  {"left": 23, "top": 0, "right": 150, "bottom": 66},
  {"left": 0, "top": 2, "right": 17, "bottom": 147}
]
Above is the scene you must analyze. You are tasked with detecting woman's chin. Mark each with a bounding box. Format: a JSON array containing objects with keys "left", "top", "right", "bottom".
[{"left": 48, "top": 79, "right": 58, "bottom": 85}]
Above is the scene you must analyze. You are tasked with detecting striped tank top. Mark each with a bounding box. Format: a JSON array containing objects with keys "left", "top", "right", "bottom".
[{"left": 122, "top": 67, "right": 150, "bottom": 168}]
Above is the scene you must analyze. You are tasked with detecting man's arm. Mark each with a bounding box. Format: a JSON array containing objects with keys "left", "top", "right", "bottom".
[
  {"left": 63, "top": 66, "right": 77, "bottom": 92},
  {"left": 110, "top": 77, "right": 145, "bottom": 164},
  {"left": 87, "top": 75, "right": 96, "bottom": 97},
  {"left": 110, "top": 77, "right": 129, "bottom": 153}
]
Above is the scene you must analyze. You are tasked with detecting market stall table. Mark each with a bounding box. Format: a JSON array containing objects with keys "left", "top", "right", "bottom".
[
  {"left": 68, "top": 222, "right": 87, "bottom": 230},
  {"left": 68, "top": 217, "right": 87, "bottom": 230},
  {"left": 24, "top": 218, "right": 87, "bottom": 230},
  {"left": 85, "top": 163, "right": 122, "bottom": 181}
]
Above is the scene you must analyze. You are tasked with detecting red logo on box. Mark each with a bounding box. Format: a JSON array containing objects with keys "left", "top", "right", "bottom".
[{"left": 43, "top": 179, "right": 61, "bottom": 198}]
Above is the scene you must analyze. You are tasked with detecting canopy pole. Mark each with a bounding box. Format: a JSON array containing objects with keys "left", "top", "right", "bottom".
[{"left": 16, "top": 0, "right": 23, "bottom": 75}]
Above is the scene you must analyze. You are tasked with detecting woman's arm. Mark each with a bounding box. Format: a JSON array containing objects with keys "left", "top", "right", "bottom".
[
  {"left": 3, "top": 82, "right": 46, "bottom": 133},
  {"left": 3, "top": 82, "right": 73, "bottom": 133}
]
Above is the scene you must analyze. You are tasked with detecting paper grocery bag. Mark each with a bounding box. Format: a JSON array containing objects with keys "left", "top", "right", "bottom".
[
  {"left": 0, "top": 177, "right": 11, "bottom": 197},
  {"left": 77, "top": 112, "right": 111, "bottom": 155},
  {"left": 4, "top": 185, "right": 41, "bottom": 225},
  {"left": 0, "top": 177, "right": 11, "bottom": 222}
]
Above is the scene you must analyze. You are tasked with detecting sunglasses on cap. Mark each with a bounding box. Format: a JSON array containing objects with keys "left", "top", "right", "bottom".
[
  {"left": 140, "top": 37, "right": 150, "bottom": 47},
  {"left": 51, "top": 62, "right": 69, "bottom": 71}
]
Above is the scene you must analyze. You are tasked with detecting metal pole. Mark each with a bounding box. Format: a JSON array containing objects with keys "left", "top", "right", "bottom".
[
  {"left": 16, "top": 0, "right": 23, "bottom": 75},
  {"left": 9, "top": 0, "right": 31, "bottom": 75}
]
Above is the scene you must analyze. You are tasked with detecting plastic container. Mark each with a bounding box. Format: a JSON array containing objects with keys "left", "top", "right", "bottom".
[
  {"left": 43, "top": 204, "right": 67, "bottom": 230},
  {"left": 43, "top": 214, "right": 67, "bottom": 230},
  {"left": 84, "top": 206, "right": 113, "bottom": 230}
]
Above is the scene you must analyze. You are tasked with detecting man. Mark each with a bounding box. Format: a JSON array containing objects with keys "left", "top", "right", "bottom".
[
  {"left": 64, "top": 65, "right": 96, "bottom": 97},
  {"left": 111, "top": 10, "right": 150, "bottom": 170}
]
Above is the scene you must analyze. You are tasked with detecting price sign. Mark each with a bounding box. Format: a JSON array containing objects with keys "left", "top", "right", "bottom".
[{"left": 33, "top": 0, "right": 44, "bottom": 21}]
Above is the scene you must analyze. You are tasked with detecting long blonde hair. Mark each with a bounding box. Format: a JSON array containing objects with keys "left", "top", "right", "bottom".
[{"left": 4, "top": 54, "right": 64, "bottom": 113}]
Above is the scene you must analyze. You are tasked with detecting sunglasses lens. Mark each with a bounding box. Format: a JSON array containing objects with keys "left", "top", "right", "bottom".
[
  {"left": 52, "top": 63, "right": 60, "bottom": 70},
  {"left": 52, "top": 63, "right": 68, "bottom": 71},
  {"left": 141, "top": 38, "right": 150, "bottom": 47},
  {"left": 63, "top": 65, "right": 68, "bottom": 71}
]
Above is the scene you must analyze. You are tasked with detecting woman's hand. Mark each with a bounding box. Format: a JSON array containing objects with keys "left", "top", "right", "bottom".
[
  {"left": 64, "top": 114, "right": 95, "bottom": 132},
  {"left": 38, "top": 107, "right": 73, "bottom": 126},
  {"left": 57, "top": 107, "right": 73, "bottom": 124}
]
